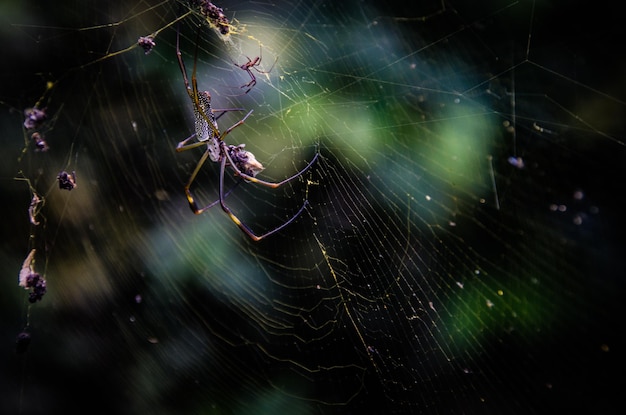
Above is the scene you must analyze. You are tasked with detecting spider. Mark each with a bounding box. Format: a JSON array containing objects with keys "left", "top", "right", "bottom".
[
  {"left": 175, "top": 25, "right": 318, "bottom": 241},
  {"left": 233, "top": 46, "right": 278, "bottom": 94}
]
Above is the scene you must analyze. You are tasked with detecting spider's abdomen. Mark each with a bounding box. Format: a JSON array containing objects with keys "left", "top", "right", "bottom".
[{"left": 193, "top": 91, "right": 221, "bottom": 161}]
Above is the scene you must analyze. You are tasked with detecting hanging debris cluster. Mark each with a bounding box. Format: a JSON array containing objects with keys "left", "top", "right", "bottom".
[
  {"left": 24, "top": 273, "right": 47, "bottom": 303},
  {"left": 57, "top": 170, "right": 77, "bottom": 191},
  {"left": 31, "top": 132, "right": 49, "bottom": 152},
  {"left": 19, "top": 249, "right": 47, "bottom": 303},
  {"left": 137, "top": 36, "right": 156, "bottom": 54},
  {"left": 192, "top": 0, "right": 231, "bottom": 35},
  {"left": 23, "top": 107, "right": 50, "bottom": 152},
  {"left": 23, "top": 107, "right": 47, "bottom": 130}
]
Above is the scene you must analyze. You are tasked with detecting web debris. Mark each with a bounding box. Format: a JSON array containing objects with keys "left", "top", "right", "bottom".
[
  {"left": 137, "top": 36, "right": 156, "bottom": 55},
  {"left": 57, "top": 170, "right": 77, "bottom": 191},
  {"left": 18, "top": 249, "right": 47, "bottom": 303},
  {"left": 28, "top": 193, "right": 44, "bottom": 226},
  {"left": 23, "top": 107, "right": 47, "bottom": 130},
  {"left": 193, "top": 0, "right": 231, "bottom": 35}
]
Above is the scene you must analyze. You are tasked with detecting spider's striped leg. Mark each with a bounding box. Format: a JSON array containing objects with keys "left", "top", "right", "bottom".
[
  {"left": 183, "top": 148, "right": 242, "bottom": 214},
  {"left": 176, "top": 133, "right": 205, "bottom": 152},
  {"left": 217, "top": 156, "right": 259, "bottom": 240},
  {"left": 219, "top": 148, "right": 319, "bottom": 241},
  {"left": 224, "top": 150, "right": 319, "bottom": 189},
  {"left": 212, "top": 108, "right": 245, "bottom": 120},
  {"left": 217, "top": 155, "right": 309, "bottom": 241}
]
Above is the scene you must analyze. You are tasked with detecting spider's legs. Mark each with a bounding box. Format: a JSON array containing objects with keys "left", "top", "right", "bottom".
[
  {"left": 176, "top": 133, "right": 204, "bottom": 152},
  {"left": 212, "top": 108, "right": 245, "bottom": 121},
  {"left": 220, "top": 109, "right": 254, "bottom": 140},
  {"left": 176, "top": 21, "right": 191, "bottom": 91},
  {"left": 252, "top": 46, "right": 278, "bottom": 75},
  {"left": 180, "top": 108, "right": 252, "bottom": 213},
  {"left": 184, "top": 25, "right": 221, "bottom": 141},
  {"left": 224, "top": 150, "right": 319, "bottom": 189},
  {"left": 182, "top": 148, "right": 242, "bottom": 214},
  {"left": 217, "top": 155, "right": 309, "bottom": 241},
  {"left": 217, "top": 155, "right": 258, "bottom": 240},
  {"left": 219, "top": 145, "right": 319, "bottom": 241},
  {"left": 183, "top": 149, "right": 211, "bottom": 213},
  {"left": 219, "top": 147, "right": 319, "bottom": 240},
  {"left": 231, "top": 46, "right": 278, "bottom": 95}
]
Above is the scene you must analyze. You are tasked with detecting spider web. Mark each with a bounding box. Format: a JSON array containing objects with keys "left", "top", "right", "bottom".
[{"left": 1, "top": 0, "right": 624, "bottom": 413}]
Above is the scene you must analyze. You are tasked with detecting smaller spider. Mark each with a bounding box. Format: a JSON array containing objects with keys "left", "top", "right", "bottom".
[
  {"left": 233, "top": 46, "right": 278, "bottom": 94},
  {"left": 57, "top": 171, "right": 77, "bottom": 191}
]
